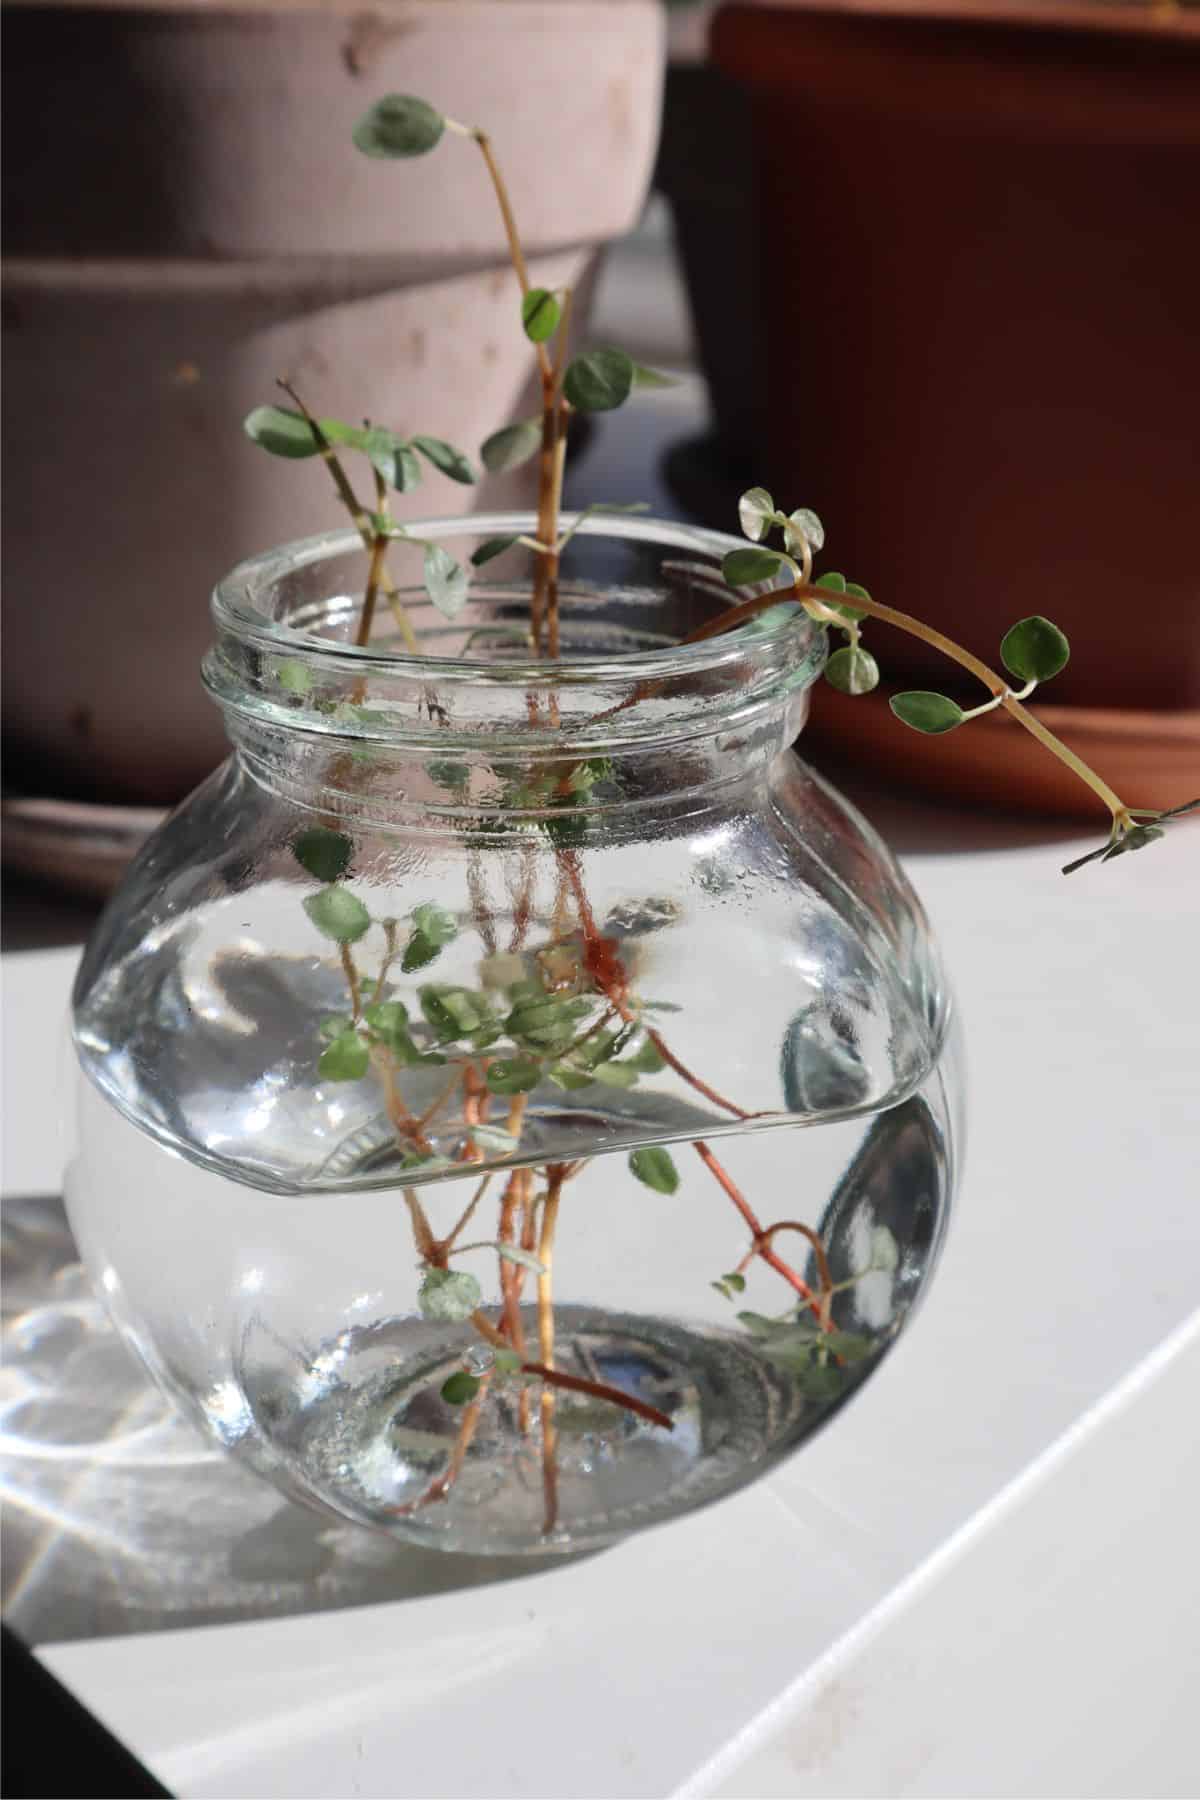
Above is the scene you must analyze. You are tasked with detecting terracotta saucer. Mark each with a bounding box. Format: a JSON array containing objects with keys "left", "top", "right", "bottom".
[{"left": 805, "top": 688, "right": 1200, "bottom": 820}]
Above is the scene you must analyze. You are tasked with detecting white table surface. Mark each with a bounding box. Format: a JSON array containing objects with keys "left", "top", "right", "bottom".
[{"left": 3, "top": 811, "right": 1198, "bottom": 1799}]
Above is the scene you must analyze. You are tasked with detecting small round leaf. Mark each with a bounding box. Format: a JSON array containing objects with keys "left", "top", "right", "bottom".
[
  {"left": 1120, "top": 823, "right": 1166, "bottom": 854},
  {"left": 783, "top": 507, "right": 825, "bottom": 555},
  {"left": 521, "top": 287, "right": 562, "bottom": 344},
  {"left": 737, "top": 487, "right": 776, "bottom": 543},
  {"left": 629, "top": 1147, "right": 680, "bottom": 1194},
  {"left": 411, "top": 435, "right": 476, "bottom": 484},
  {"left": 317, "top": 1030, "right": 369, "bottom": 1082},
  {"left": 1000, "top": 616, "right": 1070, "bottom": 684},
  {"left": 423, "top": 543, "right": 469, "bottom": 620},
  {"left": 485, "top": 1059, "right": 542, "bottom": 1095},
  {"left": 441, "top": 1370, "right": 481, "bottom": 1406},
  {"left": 563, "top": 347, "right": 635, "bottom": 413},
  {"left": 292, "top": 827, "right": 352, "bottom": 883},
  {"left": 365, "top": 430, "right": 422, "bottom": 493},
  {"left": 302, "top": 884, "right": 372, "bottom": 943},
  {"left": 353, "top": 95, "right": 445, "bottom": 159},
  {"left": 419, "top": 1268, "right": 482, "bottom": 1323},
  {"left": 497, "top": 1243, "right": 546, "bottom": 1274},
  {"left": 471, "top": 534, "right": 520, "bottom": 568},
  {"left": 481, "top": 418, "right": 542, "bottom": 474},
  {"left": 243, "top": 405, "right": 321, "bottom": 459},
  {"left": 889, "top": 691, "right": 965, "bottom": 734},
  {"left": 722, "top": 547, "right": 787, "bottom": 588},
  {"left": 824, "top": 645, "right": 880, "bottom": 696},
  {"left": 631, "top": 362, "right": 679, "bottom": 390}
]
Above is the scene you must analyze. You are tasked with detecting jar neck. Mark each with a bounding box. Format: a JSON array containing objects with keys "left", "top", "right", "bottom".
[{"left": 203, "top": 515, "right": 827, "bottom": 822}]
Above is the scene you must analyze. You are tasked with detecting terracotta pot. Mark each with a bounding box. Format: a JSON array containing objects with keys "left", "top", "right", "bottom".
[
  {"left": 2, "top": 0, "right": 665, "bottom": 804},
  {"left": 712, "top": 3, "right": 1200, "bottom": 793}
]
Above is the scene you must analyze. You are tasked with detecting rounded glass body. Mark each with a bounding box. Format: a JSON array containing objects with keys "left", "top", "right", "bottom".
[{"left": 69, "top": 515, "right": 962, "bottom": 1553}]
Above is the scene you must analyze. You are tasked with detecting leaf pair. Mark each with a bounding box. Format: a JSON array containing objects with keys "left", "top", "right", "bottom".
[
  {"left": 244, "top": 407, "right": 475, "bottom": 488},
  {"left": 891, "top": 616, "right": 1071, "bottom": 736}
]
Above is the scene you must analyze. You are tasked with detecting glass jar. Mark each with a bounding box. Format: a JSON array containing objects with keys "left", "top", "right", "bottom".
[{"left": 68, "top": 514, "right": 962, "bottom": 1554}]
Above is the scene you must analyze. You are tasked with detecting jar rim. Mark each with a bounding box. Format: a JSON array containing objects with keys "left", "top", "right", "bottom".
[{"left": 211, "top": 511, "right": 821, "bottom": 688}]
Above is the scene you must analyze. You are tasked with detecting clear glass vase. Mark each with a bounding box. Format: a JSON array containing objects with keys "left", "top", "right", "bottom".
[{"left": 68, "top": 514, "right": 962, "bottom": 1554}]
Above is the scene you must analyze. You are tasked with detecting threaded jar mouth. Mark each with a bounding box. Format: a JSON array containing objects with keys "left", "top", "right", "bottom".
[{"left": 204, "top": 513, "right": 826, "bottom": 754}]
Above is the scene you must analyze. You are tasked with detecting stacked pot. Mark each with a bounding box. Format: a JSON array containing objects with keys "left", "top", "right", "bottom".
[{"left": 2, "top": 0, "right": 665, "bottom": 803}]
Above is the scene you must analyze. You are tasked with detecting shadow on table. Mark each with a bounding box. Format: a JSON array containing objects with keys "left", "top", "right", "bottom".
[{"left": 1, "top": 1196, "right": 592, "bottom": 1647}]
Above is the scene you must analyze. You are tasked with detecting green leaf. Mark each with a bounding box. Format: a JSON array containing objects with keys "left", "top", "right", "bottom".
[
  {"left": 400, "top": 1151, "right": 457, "bottom": 1173},
  {"left": 493, "top": 1348, "right": 522, "bottom": 1376},
  {"left": 411, "top": 435, "right": 476, "bottom": 485},
  {"left": 319, "top": 1013, "right": 353, "bottom": 1040},
  {"left": 737, "top": 1311, "right": 781, "bottom": 1337},
  {"left": 411, "top": 901, "right": 458, "bottom": 943},
  {"left": 419, "top": 1267, "right": 481, "bottom": 1323},
  {"left": 471, "top": 534, "right": 521, "bottom": 568},
  {"left": 737, "top": 486, "right": 776, "bottom": 543},
  {"left": 814, "top": 571, "right": 869, "bottom": 624},
  {"left": 631, "top": 362, "right": 680, "bottom": 390},
  {"left": 721, "top": 1271, "right": 747, "bottom": 1293},
  {"left": 277, "top": 659, "right": 313, "bottom": 695},
  {"left": 291, "top": 826, "right": 352, "bottom": 883},
  {"left": 795, "top": 1360, "right": 844, "bottom": 1401},
  {"left": 481, "top": 418, "right": 542, "bottom": 474},
  {"left": 1000, "top": 615, "right": 1070, "bottom": 684},
  {"left": 824, "top": 645, "right": 880, "bottom": 696},
  {"left": 625, "top": 1036, "right": 665, "bottom": 1073},
  {"left": 401, "top": 902, "right": 458, "bottom": 974},
  {"left": 890, "top": 691, "right": 965, "bottom": 734},
  {"left": 428, "top": 759, "right": 470, "bottom": 791},
  {"left": 722, "top": 547, "right": 786, "bottom": 588},
  {"left": 317, "top": 1029, "right": 369, "bottom": 1081},
  {"left": 572, "top": 1028, "right": 621, "bottom": 1071},
  {"left": 1106, "top": 824, "right": 1166, "bottom": 858},
  {"left": 591, "top": 1061, "right": 639, "bottom": 1089},
  {"left": 440, "top": 1370, "right": 481, "bottom": 1405},
  {"left": 399, "top": 935, "right": 441, "bottom": 975},
  {"left": 485, "top": 1059, "right": 541, "bottom": 1095},
  {"left": 302, "top": 884, "right": 372, "bottom": 943},
  {"left": 506, "top": 995, "right": 591, "bottom": 1052},
  {"left": 420, "top": 984, "right": 487, "bottom": 1040},
  {"left": 353, "top": 95, "right": 445, "bottom": 159},
  {"left": 243, "top": 405, "right": 321, "bottom": 459},
  {"left": 826, "top": 1331, "right": 873, "bottom": 1365},
  {"left": 548, "top": 1065, "right": 594, "bottom": 1090},
  {"left": 783, "top": 507, "right": 825, "bottom": 555},
  {"left": 362, "top": 429, "right": 422, "bottom": 493},
  {"left": 363, "top": 998, "right": 408, "bottom": 1034},
  {"left": 628, "top": 1147, "right": 679, "bottom": 1193},
  {"left": 497, "top": 1243, "right": 546, "bottom": 1275},
  {"left": 318, "top": 418, "right": 370, "bottom": 451},
  {"left": 423, "top": 543, "right": 469, "bottom": 620},
  {"left": 563, "top": 347, "right": 635, "bottom": 413},
  {"left": 521, "top": 287, "right": 562, "bottom": 344}
]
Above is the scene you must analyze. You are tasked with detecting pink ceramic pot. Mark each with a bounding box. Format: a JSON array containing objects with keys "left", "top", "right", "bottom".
[{"left": 3, "top": 0, "right": 665, "bottom": 803}]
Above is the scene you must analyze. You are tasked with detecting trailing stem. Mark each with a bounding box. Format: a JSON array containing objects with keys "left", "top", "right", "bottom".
[{"left": 697, "top": 583, "right": 1135, "bottom": 831}]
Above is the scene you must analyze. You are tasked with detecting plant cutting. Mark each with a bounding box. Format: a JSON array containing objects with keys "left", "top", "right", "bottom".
[{"left": 68, "top": 93, "right": 1196, "bottom": 1553}]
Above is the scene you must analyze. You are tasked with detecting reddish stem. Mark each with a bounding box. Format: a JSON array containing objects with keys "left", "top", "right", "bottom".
[
  {"left": 692, "top": 1140, "right": 825, "bottom": 1324},
  {"left": 558, "top": 850, "right": 751, "bottom": 1120},
  {"left": 521, "top": 1363, "right": 673, "bottom": 1431}
]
